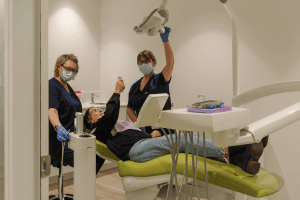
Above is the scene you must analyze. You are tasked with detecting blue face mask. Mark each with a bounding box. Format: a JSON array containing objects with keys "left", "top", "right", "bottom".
[
  {"left": 61, "top": 70, "right": 74, "bottom": 82},
  {"left": 139, "top": 63, "right": 153, "bottom": 75}
]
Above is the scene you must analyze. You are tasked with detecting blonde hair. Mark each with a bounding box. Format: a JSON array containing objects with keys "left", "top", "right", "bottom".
[
  {"left": 54, "top": 54, "right": 79, "bottom": 77},
  {"left": 137, "top": 50, "right": 157, "bottom": 67}
]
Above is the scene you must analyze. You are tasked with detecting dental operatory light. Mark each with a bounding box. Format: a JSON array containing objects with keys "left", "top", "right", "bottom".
[{"left": 133, "top": 0, "right": 169, "bottom": 36}]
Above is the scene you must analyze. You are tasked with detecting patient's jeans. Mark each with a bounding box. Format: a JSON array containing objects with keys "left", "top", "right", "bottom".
[{"left": 128, "top": 132, "right": 223, "bottom": 162}]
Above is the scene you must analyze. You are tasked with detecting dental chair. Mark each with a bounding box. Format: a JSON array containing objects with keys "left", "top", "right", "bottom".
[{"left": 95, "top": 80, "right": 300, "bottom": 200}]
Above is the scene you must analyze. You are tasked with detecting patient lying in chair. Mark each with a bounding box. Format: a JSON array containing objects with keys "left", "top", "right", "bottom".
[{"left": 83, "top": 83, "right": 268, "bottom": 175}]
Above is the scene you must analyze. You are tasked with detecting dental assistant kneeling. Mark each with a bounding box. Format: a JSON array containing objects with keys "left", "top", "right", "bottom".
[
  {"left": 48, "top": 54, "right": 105, "bottom": 175},
  {"left": 127, "top": 26, "right": 174, "bottom": 134}
]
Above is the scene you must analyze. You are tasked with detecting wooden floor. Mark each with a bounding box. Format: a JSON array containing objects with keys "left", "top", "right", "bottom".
[
  {"left": 0, "top": 165, "right": 202, "bottom": 200},
  {"left": 49, "top": 167, "right": 202, "bottom": 200}
]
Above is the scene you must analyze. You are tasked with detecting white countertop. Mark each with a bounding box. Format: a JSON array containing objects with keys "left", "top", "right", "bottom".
[{"left": 81, "top": 102, "right": 127, "bottom": 110}]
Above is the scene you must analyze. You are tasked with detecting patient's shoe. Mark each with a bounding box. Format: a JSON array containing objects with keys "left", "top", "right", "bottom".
[
  {"left": 262, "top": 135, "right": 269, "bottom": 148},
  {"left": 229, "top": 140, "right": 265, "bottom": 175}
]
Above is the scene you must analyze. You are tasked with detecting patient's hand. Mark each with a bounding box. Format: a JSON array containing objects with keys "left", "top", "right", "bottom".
[{"left": 151, "top": 130, "right": 161, "bottom": 138}]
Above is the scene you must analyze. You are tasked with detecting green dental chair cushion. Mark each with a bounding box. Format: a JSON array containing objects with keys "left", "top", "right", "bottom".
[
  {"left": 118, "top": 153, "right": 284, "bottom": 198},
  {"left": 96, "top": 140, "right": 120, "bottom": 162}
]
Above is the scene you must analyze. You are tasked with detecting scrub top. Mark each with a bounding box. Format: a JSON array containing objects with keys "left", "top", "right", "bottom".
[
  {"left": 127, "top": 71, "right": 172, "bottom": 133},
  {"left": 49, "top": 77, "right": 82, "bottom": 161}
]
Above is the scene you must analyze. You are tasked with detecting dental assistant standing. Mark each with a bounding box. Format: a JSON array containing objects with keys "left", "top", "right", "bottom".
[
  {"left": 127, "top": 26, "right": 174, "bottom": 134},
  {"left": 48, "top": 54, "right": 105, "bottom": 174}
]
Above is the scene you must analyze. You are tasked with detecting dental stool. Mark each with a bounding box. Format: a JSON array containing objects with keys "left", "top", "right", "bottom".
[
  {"left": 49, "top": 165, "right": 74, "bottom": 200},
  {"left": 49, "top": 142, "right": 74, "bottom": 200}
]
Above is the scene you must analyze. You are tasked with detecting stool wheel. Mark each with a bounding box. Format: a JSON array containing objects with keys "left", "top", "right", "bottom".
[
  {"left": 49, "top": 195, "right": 73, "bottom": 200},
  {"left": 49, "top": 193, "right": 73, "bottom": 199}
]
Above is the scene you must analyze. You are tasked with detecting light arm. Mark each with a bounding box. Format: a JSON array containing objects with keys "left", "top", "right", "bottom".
[
  {"left": 231, "top": 81, "right": 300, "bottom": 146},
  {"left": 236, "top": 102, "right": 300, "bottom": 146},
  {"left": 221, "top": 1, "right": 239, "bottom": 98},
  {"left": 158, "top": 0, "right": 168, "bottom": 11}
]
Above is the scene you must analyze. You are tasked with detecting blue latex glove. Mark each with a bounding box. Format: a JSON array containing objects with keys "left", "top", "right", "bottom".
[
  {"left": 160, "top": 26, "right": 171, "bottom": 42},
  {"left": 219, "top": 102, "right": 224, "bottom": 108},
  {"left": 209, "top": 105, "right": 217, "bottom": 109},
  {"left": 57, "top": 126, "right": 70, "bottom": 142}
]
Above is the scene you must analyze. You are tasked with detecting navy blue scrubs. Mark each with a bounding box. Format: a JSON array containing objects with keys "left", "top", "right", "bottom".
[
  {"left": 127, "top": 72, "right": 174, "bottom": 134},
  {"left": 49, "top": 77, "right": 104, "bottom": 174}
]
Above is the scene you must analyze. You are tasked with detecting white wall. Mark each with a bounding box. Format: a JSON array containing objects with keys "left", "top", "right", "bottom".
[
  {"left": 48, "top": 0, "right": 101, "bottom": 94},
  {"left": 48, "top": 0, "right": 300, "bottom": 199},
  {"left": 99, "top": 0, "right": 232, "bottom": 105}
]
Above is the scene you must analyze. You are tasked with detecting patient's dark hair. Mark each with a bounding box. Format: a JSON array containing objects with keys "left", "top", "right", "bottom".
[{"left": 84, "top": 107, "right": 93, "bottom": 130}]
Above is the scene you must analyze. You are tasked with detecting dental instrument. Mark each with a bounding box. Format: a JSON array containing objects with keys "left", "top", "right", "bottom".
[
  {"left": 118, "top": 77, "right": 124, "bottom": 92},
  {"left": 133, "top": 0, "right": 169, "bottom": 36}
]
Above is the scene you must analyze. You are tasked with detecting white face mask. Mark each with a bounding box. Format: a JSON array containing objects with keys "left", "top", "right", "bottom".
[
  {"left": 139, "top": 63, "right": 153, "bottom": 75},
  {"left": 61, "top": 70, "right": 74, "bottom": 82}
]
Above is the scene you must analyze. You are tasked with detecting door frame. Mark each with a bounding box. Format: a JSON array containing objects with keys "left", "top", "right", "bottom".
[
  {"left": 40, "top": 0, "right": 49, "bottom": 199},
  {"left": 4, "top": 0, "right": 13, "bottom": 198},
  {"left": 5, "top": 0, "right": 47, "bottom": 199}
]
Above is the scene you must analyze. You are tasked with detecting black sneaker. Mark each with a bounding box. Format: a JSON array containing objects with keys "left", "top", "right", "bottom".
[{"left": 229, "top": 140, "right": 264, "bottom": 175}]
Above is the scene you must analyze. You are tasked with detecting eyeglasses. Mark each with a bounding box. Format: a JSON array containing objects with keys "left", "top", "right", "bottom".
[
  {"left": 62, "top": 65, "right": 77, "bottom": 74},
  {"left": 138, "top": 60, "right": 151, "bottom": 65},
  {"left": 89, "top": 108, "right": 101, "bottom": 116}
]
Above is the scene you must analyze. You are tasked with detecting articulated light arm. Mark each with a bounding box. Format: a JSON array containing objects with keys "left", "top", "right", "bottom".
[{"left": 220, "top": 0, "right": 239, "bottom": 98}]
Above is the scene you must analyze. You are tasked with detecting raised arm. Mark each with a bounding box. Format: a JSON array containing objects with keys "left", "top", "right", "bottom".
[{"left": 160, "top": 27, "right": 174, "bottom": 83}]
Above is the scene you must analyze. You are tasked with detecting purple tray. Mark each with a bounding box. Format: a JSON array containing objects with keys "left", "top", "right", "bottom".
[{"left": 187, "top": 106, "right": 232, "bottom": 114}]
